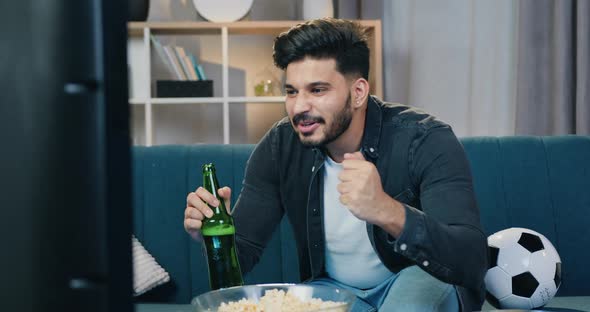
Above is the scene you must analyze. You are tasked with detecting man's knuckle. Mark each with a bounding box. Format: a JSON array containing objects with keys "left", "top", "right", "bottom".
[
  {"left": 196, "top": 187, "right": 207, "bottom": 196},
  {"left": 187, "top": 219, "right": 199, "bottom": 229}
]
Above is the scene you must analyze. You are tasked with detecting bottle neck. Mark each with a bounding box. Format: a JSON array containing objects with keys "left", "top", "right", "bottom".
[
  {"left": 203, "top": 170, "right": 228, "bottom": 216},
  {"left": 203, "top": 171, "right": 218, "bottom": 195}
]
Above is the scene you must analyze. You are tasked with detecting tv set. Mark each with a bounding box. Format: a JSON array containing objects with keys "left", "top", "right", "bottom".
[{"left": 0, "top": 1, "right": 132, "bottom": 311}]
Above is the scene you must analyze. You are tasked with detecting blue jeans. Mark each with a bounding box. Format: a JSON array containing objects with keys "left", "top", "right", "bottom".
[{"left": 306, "top": 265, "right": 459, "bottom": 312}]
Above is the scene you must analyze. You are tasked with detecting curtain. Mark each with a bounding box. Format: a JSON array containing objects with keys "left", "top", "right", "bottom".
[
  {"left": 354, "top": 0, "right": 589, "bottom": 137},
  {"left": 377, "top": 0, "right": 518, "bottom": 137},
  {"left": 515, "top": 0, "right": 590, "bottom": 135}
]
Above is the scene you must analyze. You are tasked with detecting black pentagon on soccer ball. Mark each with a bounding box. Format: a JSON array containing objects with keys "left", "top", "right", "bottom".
[
  {"left": 512, "top": 272, "right": 539, "bottom": 297},
  {"left": 518, "top": 232, "right": 544, "bottom": 253},
  {"left": 486, "top": 292, "right": 501, "bottom": 309},
  {"left": 554, "top": 262, "right": 562, "bottom": 288},
  {"left": 488, "top": 246, "right": 499, "bottom": 269}
]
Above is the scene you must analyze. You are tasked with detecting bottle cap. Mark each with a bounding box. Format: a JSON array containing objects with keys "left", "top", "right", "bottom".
[{"left": 202, "top": 163, "right": 215, "bottom": 171}]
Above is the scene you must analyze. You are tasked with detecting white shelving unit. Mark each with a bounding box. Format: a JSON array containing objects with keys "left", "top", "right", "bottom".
[{"left": 128, "top": 20, "right": 382, "bottom": 146}]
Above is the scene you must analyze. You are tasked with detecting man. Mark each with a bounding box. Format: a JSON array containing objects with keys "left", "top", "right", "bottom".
[{"left": 184, "top": 18, "right": 487, "bottom": 311}]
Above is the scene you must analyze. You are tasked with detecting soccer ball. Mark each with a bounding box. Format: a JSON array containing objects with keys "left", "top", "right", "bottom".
[{"left": 485, "top": 227, "right": 562, "bottom": 309}]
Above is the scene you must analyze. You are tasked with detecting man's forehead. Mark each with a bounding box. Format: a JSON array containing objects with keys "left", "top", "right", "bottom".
[
  {"left": 284, "top": 57, "right": 342, "bottom": 86},
  {"left": 286, "top": 57, "right": 337, "bottom": 71}
]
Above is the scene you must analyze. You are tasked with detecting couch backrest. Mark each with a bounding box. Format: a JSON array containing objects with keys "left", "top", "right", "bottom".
[
  {"left": 132, "top": 144, "right": 299, "bottom": 303},
  {"left": 461, "top": 136, "right": 590, "bottom": 296},
  {"left": 132, "top": 136, "right": 590, "bottom": 303}
]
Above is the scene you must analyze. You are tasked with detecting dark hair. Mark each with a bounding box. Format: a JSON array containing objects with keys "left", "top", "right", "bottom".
[{"left": 273, "top": 18, "right": 370, "bottom": 80}]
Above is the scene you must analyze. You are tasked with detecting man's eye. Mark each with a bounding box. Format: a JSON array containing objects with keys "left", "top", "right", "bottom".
[
  {"left": 285, "top": 89, "right": 297, "bottom": 96},
  {"left": 311, "top": 88, "right": 325, "bottom": 94}
]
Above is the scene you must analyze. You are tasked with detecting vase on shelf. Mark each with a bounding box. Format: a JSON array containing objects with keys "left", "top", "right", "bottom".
[{"left": 252, "top": 66, "right": 282, "bottom": 97}]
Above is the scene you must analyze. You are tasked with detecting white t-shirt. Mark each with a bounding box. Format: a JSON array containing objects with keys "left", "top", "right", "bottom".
[{"left": 322, "top": 156, "right": 394, "bottom": 289}]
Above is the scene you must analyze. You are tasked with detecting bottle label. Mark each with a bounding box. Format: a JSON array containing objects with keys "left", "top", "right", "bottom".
[{"left": 201, "top": 223, "right": 235, "bottom": 236}]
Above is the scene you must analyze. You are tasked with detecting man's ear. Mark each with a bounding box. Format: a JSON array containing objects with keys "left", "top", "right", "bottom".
[{"left": 351, "top": 77, "right": 370, "bottom": 108}]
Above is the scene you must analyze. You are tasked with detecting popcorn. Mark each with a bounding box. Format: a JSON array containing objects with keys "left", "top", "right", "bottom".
[{"left": 217, "top": 289, "right": 346, "bottom": 312}]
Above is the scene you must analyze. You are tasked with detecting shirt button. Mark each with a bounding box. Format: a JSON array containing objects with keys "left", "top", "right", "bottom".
[
  {"left": 422, "top": 260, "right": 429, "bottom": 267},
  {"left": 312, "top": 166, "right": 315, "bottom": 172},
  {"left": 369, "top": 147, "right": 375, "bottom": 153},
  {"left": 400, "top": 243, "right": 407, "bottom": 251}
]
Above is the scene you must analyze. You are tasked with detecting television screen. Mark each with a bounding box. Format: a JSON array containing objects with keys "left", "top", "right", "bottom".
[{"left": 0, "top": 1, "right": 133, "bottom": 311}]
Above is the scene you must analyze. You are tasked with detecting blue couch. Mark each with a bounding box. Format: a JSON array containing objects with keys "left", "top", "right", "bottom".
[{"left": 132, "top": 136, "right": 590, "bottom": 309}]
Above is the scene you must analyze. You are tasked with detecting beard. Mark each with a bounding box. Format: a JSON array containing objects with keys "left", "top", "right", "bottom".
[{"left": 292, "top": 95, "right": 353, "bottom": 148}]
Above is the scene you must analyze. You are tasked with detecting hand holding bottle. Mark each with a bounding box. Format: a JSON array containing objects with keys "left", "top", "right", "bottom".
[
  {"left": 184, "top": 185, "right": 232, "bottom": 241},
  {"left": 196, "top": 163, "right": 243, "bottom": 290}
]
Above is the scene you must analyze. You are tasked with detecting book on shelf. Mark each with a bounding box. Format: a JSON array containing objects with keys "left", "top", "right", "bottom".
[
  {"left": 174, "top": 46, "right": 199, "bottom": 81},
  {"left": 188, "top": 53, "right": 207, "bottom": 80},
  {"left": 162, "top": 45, "right": 187, "bottom": 80},
  {"left": 149, "top": 35, "right": 176, "bottom": 78},
  {"left": 149, "top": 36, "right": 207, "bottom": 82},
  {"left": 182, "top": 56, "right": 200, "bottom": 80},
  {"left": 196, "top": 65, "right": 207, "bottom": 80}
]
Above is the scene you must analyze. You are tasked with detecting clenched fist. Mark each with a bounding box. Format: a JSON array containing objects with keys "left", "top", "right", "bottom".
[{"left": 337, "top": 151, "right": 406, "bottom": 237}]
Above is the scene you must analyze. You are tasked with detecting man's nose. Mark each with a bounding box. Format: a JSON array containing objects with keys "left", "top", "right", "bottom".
[{"left": 293, "top": 93, "right": 312, "bottom": 115}]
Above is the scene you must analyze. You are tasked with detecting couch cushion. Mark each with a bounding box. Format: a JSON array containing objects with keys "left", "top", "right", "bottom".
[
  {"left": 540, "top": 136, "right": 590, "bottom": 296},
  {"left": 133, "top": 136, "right": 590, "bottom": 303},
  {"left": 132, "top": 144, "right": 298, "bottom": 303},
  {"left": 462, "top": 136, "right": 590, "bottom": 296},
  {"left": 133, "top": 145, "right": 192, "bottom": 303}
]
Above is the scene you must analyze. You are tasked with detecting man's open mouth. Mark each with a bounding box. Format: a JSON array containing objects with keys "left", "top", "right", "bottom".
[{"left": 297, "top": 120, "right": 321, "bottom": 134}]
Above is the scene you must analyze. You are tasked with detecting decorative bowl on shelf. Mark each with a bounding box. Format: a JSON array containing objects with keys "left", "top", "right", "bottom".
[
  {"left": 192, "top": 0, "right": 254, "bottom": 23},
  {"left": 191, "top": 283, "right": 356, "bottom": 311}
]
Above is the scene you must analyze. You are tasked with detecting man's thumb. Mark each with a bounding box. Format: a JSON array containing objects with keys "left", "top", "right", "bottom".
[
  {"left": 343, "top": 151, "right": 365, "bottom": 161},
  {"left": 218, "top": 186, "right": 232, "bottom": 214}
]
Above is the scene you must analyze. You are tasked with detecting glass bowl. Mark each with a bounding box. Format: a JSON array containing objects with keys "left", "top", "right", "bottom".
[{"left": 191, "top": 283, "right": 356, "bottom": 311}]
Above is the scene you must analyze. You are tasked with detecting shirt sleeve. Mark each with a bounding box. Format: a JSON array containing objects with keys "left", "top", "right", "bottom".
[
  {"left": 232, "top": 128, "right": 284, "bottom": 274},
  {"left": 387, "top": 126, "right": 488, "bottom": 290}
]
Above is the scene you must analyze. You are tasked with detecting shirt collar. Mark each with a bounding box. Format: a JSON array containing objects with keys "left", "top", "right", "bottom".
[
  {"left": 360, "top": 95, "right": 382, "bottom": 161},
  {"left": 312, "top": 95, "right": 383, "bottom": 162}
]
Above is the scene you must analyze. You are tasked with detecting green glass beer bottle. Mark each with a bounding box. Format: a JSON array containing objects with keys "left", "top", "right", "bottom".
[{"left": 201, "top": 163, "right": 244, "bottom": 290}]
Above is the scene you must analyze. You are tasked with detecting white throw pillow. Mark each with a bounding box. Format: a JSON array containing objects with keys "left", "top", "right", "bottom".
[{"left": 132, "top": 235, "right": 170, "bottom": 296}]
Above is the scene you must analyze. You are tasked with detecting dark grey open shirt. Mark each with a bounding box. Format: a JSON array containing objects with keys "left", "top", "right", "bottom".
[{"left": 232, "top": 96, "right": 488, "bottom": 311}]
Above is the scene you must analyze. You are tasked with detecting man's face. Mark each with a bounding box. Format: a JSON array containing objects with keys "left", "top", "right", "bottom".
[{"left": 284, "top": 58, "right": 353, "bottom": 148}]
